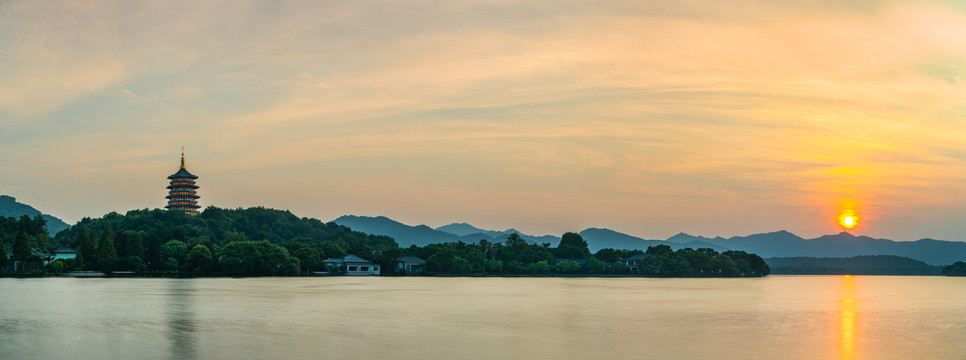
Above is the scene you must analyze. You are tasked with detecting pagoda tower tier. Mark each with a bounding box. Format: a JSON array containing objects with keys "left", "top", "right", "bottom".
[{"left": 166, "top": 149, "right": 201, "bottom": 215}]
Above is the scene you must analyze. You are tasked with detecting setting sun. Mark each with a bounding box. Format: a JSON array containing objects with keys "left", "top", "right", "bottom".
[{"left": 839, "top": 210, "right": 859, "bottom": 230}]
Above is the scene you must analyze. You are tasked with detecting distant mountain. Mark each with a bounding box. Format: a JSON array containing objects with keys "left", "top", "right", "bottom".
[
  {"left": 334, "top": 215, "right": 460, "bottom": 247},
  {"left": 436, "top": 223, "right": 502, "bottom": 238},
  {"left": 667, "top": 230, "right": 966, "bottom": 265},
  {"left": 0, "top": 195, "right": 69, "bottom": 236},
  {"left": 579, "top": 228, "right": 730, "bottom": 252},
  {"left": 334, "top": 216, "right": 561, "bottom": 248},
  {"left": 336, "top": 215, "right": 966, "bottom": 265}
]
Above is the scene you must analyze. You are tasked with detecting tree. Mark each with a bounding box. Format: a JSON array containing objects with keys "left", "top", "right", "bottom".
[
  {"left": 75, "top": 226, "right": 97, "bottom": 268},
  {"left": 557, "top": 232, "right": 591, "bottom": 259},
  {"left": 161, "top": 240, "right": 189, "bottom": 270},
  {"left": 13, "top": 224, "right": 31, "bottom": 267},
  {"left": 74, "top": 251, "right": 85, "bottom": 271},
  {"left": 943, "top": 261, "right": 966, "bottom": 276},
  {"left": 291, "top": 245, "right": 321, "bottom": 274},
  {"left": 584, "top": 258, "right": 606, "bottom": 274},
  {"left": 712, "top": 254, "right": 739, "bottom": 276},
  {"left": 98, "top": 224, "right": 118, "bottom": 262},
  {"left": 505, "top": 233, "right": 527, "bottom": 249},
  {"left": 320, "top": 241, "right": 346, "bottom": 259},
  {"left": 0, "top": 234, "right": 7, "bottom": 269},
  {"left": 186, "top": 244, "right": 213, "bottom": 274},
  {"left": 218, "top": 240, "right": 299, "bottom": 276},
  {"left": 610, "top": 260, "right": 628, "bottom": 274},
  {"left": 594, "top": 248, "right": 623, "bottom": 263}
]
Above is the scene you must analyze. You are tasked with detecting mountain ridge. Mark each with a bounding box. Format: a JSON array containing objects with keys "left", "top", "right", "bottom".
[
  {"left": 333, "top": 215, "right": 966, "bottom": 265},
  {"left": 0, "top": 195, "right": 70, "bottom": 236}
]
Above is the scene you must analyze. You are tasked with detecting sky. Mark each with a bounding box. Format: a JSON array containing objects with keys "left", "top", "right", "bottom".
[{"left": 1, "top": 0, "right": 965, "bottom": 241}]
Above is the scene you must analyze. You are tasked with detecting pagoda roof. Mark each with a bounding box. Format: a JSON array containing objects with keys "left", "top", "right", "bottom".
[{"left": 168, "top": 167, "right": 198, "bottom": 179}]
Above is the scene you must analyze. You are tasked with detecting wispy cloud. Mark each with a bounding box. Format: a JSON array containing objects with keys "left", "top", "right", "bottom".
[{"left": 1, "top": 0, "right": 965, "bottom": 240}]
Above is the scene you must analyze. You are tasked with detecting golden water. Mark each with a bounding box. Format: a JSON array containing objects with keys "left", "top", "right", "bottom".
[{"left": 1, "top": 276, "right": 964, "bottom": 359}]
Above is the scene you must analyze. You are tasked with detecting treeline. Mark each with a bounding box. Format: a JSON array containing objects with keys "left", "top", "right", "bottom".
[
  {"left": 3, "top": 207, "right": 396, "bottom": 276},
  {"left": 0, "top": 215, "right": 54, "bottom": 272},
  {"left": 3, "top": 209, "right": 770, "bottom": 277},
  {"left": 766, "top": 255, "right": 943, "bottom": 275},
  {"left": 942, "top": 261, "right": 966, "bottom": 276},
  {"left": 372, "top": 232, "right": 769, "bottom": 277}
]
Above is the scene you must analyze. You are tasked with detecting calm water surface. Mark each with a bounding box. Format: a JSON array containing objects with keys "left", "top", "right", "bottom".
[{"left": 1, "top": 276, "right": 965, "bottom": 359}]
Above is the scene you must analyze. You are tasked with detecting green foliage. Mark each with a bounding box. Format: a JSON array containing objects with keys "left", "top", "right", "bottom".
[
  {"left": 427, "top": 247, "right": 472, "bottom": 275},
  {"left": 290, "top": 245, "right": 320, "bottom": 274},
  {"left": 556, "top": 232, "right": 591, "bottom": 259},
  {"left": 52, "top": 207, "right": 395, "bottom": 275},
  {"left": 594, "top": 248, "right": 623, "bottom": 263},
  {"left": 943, "top": 261, "right": 966, "bottom": 276},
  {"left": 555, "top": 260, "right": 580, "bottom": 273},
  {"left": 13, "top": 223, "right": 31, "bottom": 262},
  {"left": 73, "top": 252, "right": 85, "bottom": 271},
  {"left": 611, "top": 260, "right": 628, "bottom": 274},
  {"left": 74, "top": 227, "right": 97, "bottom": 268},
  {"left": 186, "top": 245, "right": 213, "bottom": 274},
  {"left": 584, "top": 258, "right": 606, "bottom": 274},
  {"left": 768, "top": 255, "right": 935, "bottom": 275},
  {"left": 50, "top": 260, "right": 64, "bottom": 274},
  {"left": 321, "top": 241, "right": 346, "bottom": 259},
  {"left": 218, "top": 240, "right": 300, "bottom": 276},
  {"left": 529, "top": 260, "right": 549, "bottom": 274},
  {"left": 102, "top": 256, "right": 147, "bottom": 273},
  {"left": 0, "top": 234, "right": 7, "bottom": 268},
  {"left": 97, "top": 224, "right": 118, "bottom": 262},
  {"left": 712, "top": 254, "right": 738, "bottom": 276},
  {"left": 483, "top": 258, "right": 503, "bottom": 274},
  {"left": 161, "top": 240, "right": 189, "bottom": 270}
]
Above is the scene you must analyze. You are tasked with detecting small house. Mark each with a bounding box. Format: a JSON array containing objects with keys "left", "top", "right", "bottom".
[
  {"left": 621, "top": 253, "right": 652, "bottom": 271},
  {"left": 395, "top": 255, "right": 426, "bottom": 274},
  {"left": 52, "top": 245, "right": 77, "bottom": 262},
  {"left": 323, "top": 254, "right": 380, "bottom": 276}
]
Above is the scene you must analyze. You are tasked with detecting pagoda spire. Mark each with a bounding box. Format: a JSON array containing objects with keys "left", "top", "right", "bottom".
[{"left": 180, "top": 146, "right": 186, "bottom": 169}]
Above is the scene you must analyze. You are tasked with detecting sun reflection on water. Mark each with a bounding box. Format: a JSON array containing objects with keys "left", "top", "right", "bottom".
[{"left": 839, "top": 275, "right": 858, "bottom": 360}]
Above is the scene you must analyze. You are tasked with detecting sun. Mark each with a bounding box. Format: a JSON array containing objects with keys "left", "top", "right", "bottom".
[{"left": 838, "top": 210, "right": 859, "bottom": 230}]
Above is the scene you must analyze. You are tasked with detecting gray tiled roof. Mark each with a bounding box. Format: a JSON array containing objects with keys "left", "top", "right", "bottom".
[
  {"left": 396, "top": 255, "right": 426, "bottom": 264},
  {"left": 323, "top": 254, "right": 374, "bottom": 265}
]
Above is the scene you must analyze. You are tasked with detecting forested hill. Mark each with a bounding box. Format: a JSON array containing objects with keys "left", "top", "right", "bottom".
[
  {"left": 0, "top": 195, "right": 69, "bottom": 236},
  {"left": 766, "top": 255, "right": 943, "bottom": 275},
  {"left": 54, "top": 207, "right": 397, "bottom": 263}
]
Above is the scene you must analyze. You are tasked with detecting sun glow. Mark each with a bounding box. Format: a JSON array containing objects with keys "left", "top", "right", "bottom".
[{"left": 838, "top": 210, "right": 859, "bottom": 230}]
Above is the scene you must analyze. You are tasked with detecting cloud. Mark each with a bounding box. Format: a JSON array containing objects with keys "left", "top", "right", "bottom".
[{"left": 1, "top": 0, "right": 965, "bottom": 240}]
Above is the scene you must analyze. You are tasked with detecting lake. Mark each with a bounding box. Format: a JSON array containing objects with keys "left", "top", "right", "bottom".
[{"left": 1, "top": 276, "right": 964, "bottom": 359}]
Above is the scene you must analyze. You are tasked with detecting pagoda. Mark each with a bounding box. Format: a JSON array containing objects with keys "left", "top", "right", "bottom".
[{"left": 165, "top": 148, "right": 201, "bottom": 215}]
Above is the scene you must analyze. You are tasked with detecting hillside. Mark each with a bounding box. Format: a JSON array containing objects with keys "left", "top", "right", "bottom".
[
  {"left": 0, "top": 195, "right": 70, "bottom": 236},
  {"left": 334, "top": 215, "right": 560, "bottom": 247},
  {"left": 766, "top": 255, "right": 942, "bottom": 275},
  {"left": 667, "top": 230, "right": 966, "bottom": 265}
]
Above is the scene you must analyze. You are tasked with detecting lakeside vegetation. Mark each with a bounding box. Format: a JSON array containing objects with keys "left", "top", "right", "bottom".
[
  {"left": 5, "top": 207, "right": 765, "bottom": 277},
  {"left": 766, "top": 255, "right": 943, "bottom": 275}
]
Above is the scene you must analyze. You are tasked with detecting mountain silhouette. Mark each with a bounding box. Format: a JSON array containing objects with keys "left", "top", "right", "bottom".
[
  {"left": 0, "top": 195, "right": 70, "bottom": 236},
  {"left": 334, "top": 215, "right": 966, "bottom": 265}
]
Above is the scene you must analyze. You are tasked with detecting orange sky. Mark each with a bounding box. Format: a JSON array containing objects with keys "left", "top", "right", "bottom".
[{"left": 1, "top": 1, "right": 965, "bottom": 240}]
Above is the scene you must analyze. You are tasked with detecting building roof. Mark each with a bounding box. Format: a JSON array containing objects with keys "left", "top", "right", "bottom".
[
  {"left": 622, "top": 253, "right": 652, "bottom": 261},
  {"left": 323, "top": 254, "right": 374, "bottom": 265},
  {"left": 396, "top": 255, "right": 426, "bottom": 264},
  {"left": 168, "top": 167, "right": 198, "bottom": 179},
  {"left": 342, "top": 254, "right": 373, "bottom": 264},
  {"left": 54, "top": 244, "right": 76, "bottom": 254}
]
